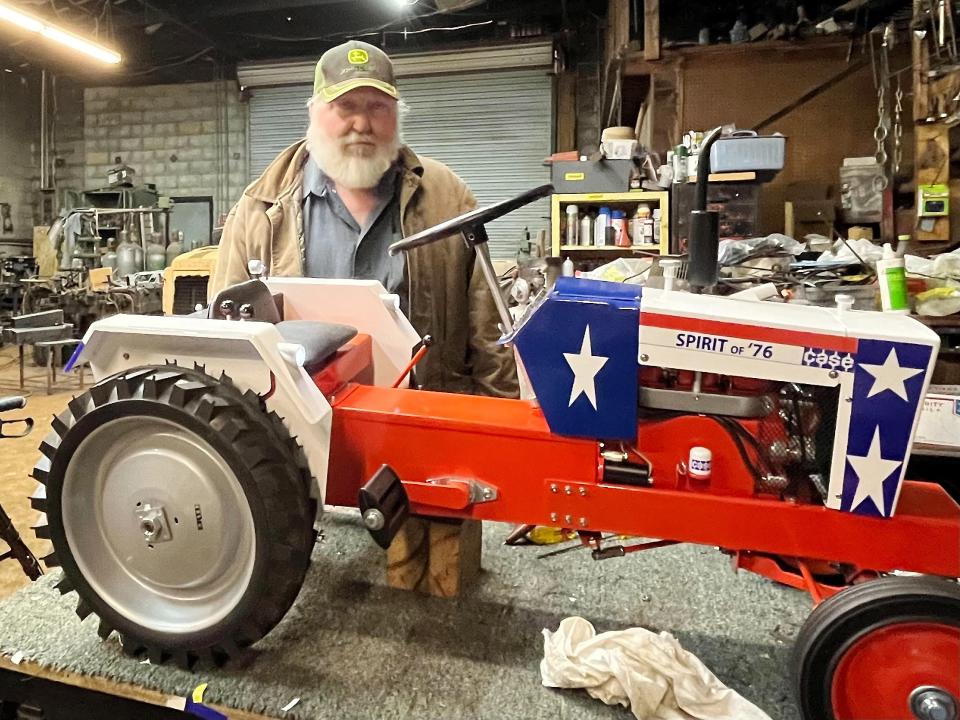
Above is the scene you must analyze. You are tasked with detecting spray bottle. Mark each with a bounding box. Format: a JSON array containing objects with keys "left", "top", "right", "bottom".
[{"left": 877, "top": 243, "right": 910, "bottom": 314}]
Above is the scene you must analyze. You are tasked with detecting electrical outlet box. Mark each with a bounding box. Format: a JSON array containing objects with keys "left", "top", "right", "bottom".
[{"left": 918, "top": 183, "right": 950, "bottom": 217}]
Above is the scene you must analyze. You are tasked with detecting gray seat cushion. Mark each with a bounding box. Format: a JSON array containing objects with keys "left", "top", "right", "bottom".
[{"left": 276, "top": 320, "right": 358, "bottom": 372}]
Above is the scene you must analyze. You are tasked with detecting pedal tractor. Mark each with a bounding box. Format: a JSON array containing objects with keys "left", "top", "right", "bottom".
[{"left": 31, "top": 176, "right": 960, "bottom": 720}]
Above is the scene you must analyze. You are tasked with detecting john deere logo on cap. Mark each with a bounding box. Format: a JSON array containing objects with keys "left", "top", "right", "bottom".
[{"left": 348, "top": 49, "right": 369, "bottom": 65}]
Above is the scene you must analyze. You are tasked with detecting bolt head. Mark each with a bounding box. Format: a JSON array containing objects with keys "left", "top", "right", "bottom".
[
  {"left": 640, "top": 354, "right": 649, "bottom": 362},
  {"left": 362, "top": 508, "right": 385, "bottom": 532},
  {"left": 564, "top": 485, "right": 572, "bottom": 495},
  {"left": 578, "top": 517, "right": 587, "bottom": 527},
  {"left": 550, "top": 483, "right": 558, "bottom": 493},
  {"left": 564, "top": 514, "right": 573, "bottom": 524},
  {"left": 578, "top": 487, "right": 587, "bottom": 496},
  {"left": 549, "top": 512, "right": 558, "bottom": 522},
  {"left": 911, "top": 687, "right": 958, "bottom": 720},
  {"left": 481, "top": 487, "right": 493, "bottom": 500}
]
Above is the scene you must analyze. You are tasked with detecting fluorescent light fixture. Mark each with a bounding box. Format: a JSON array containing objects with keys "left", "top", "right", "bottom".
[{"left": 0, "top": 1, "right": 121, "bottom": 64}]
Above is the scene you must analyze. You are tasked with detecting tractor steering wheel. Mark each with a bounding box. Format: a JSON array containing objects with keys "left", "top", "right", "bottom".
[{"left": 388, "top": 184, "right": 553, "bottom": 256}]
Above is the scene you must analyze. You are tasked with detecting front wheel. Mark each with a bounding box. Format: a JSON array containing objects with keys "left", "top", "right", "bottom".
[
  {"left": 793, "top": 575, "right": 960, "bottom": 720},
  {"left": 31, "top": 365, "right": 315, "bottom": 667}
]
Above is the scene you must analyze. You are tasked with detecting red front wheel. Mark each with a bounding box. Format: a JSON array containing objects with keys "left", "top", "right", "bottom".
[{"left": 793, "top": 575, "right": 960, "bottom": 720}]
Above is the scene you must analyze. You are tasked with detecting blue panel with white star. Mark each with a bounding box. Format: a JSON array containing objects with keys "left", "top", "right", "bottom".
[
  {"left": 842, "top": 338, "right": 932, "bottom": 517},
  {"left": 514, "top": 278, "right": 640, "bottom": 440}
]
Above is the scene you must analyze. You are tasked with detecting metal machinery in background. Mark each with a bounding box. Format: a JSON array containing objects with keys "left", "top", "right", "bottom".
[
  {"left": 0, "top": 257, "right": 39, "bottom": 333},
  {"left": 162, "top": 246, "right": 219, "bottom": 316},
  {"left": 19, "top": 270, "right": 163, "bottom": 367}
]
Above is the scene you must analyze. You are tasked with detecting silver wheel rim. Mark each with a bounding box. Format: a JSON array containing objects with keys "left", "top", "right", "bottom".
[{"left": 62, "top": 416, "right": 257, "bottom": 635}]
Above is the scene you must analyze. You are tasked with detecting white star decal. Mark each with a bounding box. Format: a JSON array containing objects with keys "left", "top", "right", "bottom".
[
  {"left": 847, "top": 428, "right": 902, "bottom": 515},
  {"left": 563, "top": 325, "right": 608, "bottom": 410},
  {"left": 859, "top": 348, "right": 924, "bottom": 401}
]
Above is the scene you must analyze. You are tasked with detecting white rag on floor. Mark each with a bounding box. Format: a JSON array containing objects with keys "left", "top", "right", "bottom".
[{"left": 540, "top": 617, "right": 772, "bottom": 720}]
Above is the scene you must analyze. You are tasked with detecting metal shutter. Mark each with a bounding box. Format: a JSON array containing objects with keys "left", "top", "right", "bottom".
[
  {"left": 248, "top": 86, "right": 310, "bottom": 179},
  {"left": 248, "top": 68, "right": 552, "bottom": 259}
]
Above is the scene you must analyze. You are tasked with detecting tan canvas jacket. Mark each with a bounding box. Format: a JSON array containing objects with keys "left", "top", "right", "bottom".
[{"left": 211, "top": 140, "right": 518, "bottom": 397}]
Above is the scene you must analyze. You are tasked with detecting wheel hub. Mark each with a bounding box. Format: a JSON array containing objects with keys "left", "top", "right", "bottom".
[
  {"left": 912, "top": 687, "right": 959, "bottom": 720},
  {"left": 136, "top": 504, "right": 172, "bottom": 544}
]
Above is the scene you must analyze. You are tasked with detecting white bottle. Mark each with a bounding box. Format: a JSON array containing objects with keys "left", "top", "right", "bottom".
[
  {"left": 594, "top": 207, "right": 611, "bottom": 247},
  {"left": 877, "top": 242, "right": 910, "bottom": 314},
  {"left": 565, "top": 204, "right": 579, "bottom": 246},
  {"left": 579, "top": 213, "right": 593, "bottom": 246},
  {"left": 562, "top": 256, "right": 575, "bottom": 277}
]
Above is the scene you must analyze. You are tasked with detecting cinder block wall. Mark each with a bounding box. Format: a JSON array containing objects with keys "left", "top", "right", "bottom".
[
  {"left": 82, "top": 80, "right": 249, "bottom": 222},
  {"left": 0, "top": 73, "right": 39, "bottom": 245}
]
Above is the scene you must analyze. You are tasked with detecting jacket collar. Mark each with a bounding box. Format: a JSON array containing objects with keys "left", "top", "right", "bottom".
[{"left": 245, "top": 139, "right": 424, "bottom": 205}]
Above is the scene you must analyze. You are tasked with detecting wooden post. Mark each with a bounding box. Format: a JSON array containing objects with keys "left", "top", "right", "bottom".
[
  {"left": 386, "top": 517, "right": 482, "bottom": 598},
  {"left": 606, "top": 0, "right": 630, "bottom": 68},
  {"left": 556, "top": 72, "right": 577, "bottom": 152},
  {"left": 644, "top": 0, "right": 660, "bottom": 61},
  {"left": 913, "top": 0, "right": 951, "bottom": 241}
]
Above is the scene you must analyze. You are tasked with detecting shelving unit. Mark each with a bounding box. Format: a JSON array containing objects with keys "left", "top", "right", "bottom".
[{"left": 550, "top": 191, "right": 670, "bottom": 257}]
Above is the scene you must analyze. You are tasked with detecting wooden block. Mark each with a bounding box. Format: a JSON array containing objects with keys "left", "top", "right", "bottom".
[
  {"left": 88, "top": 267, "right": 113, "bottom": 292},
  {"left": 386, "top": 517, "right": 482, "bottom": 598},
  {"left": 385, "top": 516, "right": 429, "bottom": 592}
]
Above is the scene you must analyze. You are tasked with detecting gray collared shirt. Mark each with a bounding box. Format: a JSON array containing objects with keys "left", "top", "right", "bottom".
[{"left": 302, "top": 156, "right": 405, "bottom": 296}]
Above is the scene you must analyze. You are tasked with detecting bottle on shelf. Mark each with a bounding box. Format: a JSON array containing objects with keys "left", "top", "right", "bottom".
[
  {"left": 611, "top": 210, "right": 631, "bottom": 247},
  {"left": 877, "top": 242, "right": 910, "bottom": 314},
  {"left": 594, "top": 207, "right": 611, "bottom": 247},
  {"left": 565, "top": 204, "right": 579, "bottom": 246},
  {"left": 579, "top": 212, "right": 593, "bottom": 247},
  {"left": 632, "top": 203, "right": 654, "bottom": 246},
  {"left": 652, "top": 208, "right": 662, "bottom": 245},
  {"left": 562, "top": 256, "right": 575, "bottom": 277}
]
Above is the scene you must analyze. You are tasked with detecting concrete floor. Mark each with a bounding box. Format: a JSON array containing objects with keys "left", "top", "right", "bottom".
[{"left": 0, "top": 345, "right": 71, "bottom": 599}]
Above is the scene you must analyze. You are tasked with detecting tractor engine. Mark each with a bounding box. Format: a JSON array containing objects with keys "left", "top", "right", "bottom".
[{"left": 637, "top": 366, "right": 840, "bottom": 502}]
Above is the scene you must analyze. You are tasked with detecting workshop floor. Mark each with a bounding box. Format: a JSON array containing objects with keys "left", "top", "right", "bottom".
[
  {"left": 0, "top": 345, "right": 70, "bottom": 599},
  {"left": 0, "top": 346, "right": 71, "bottom": 598}
]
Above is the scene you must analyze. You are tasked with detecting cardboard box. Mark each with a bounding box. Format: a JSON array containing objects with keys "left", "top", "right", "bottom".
[{"left": 916, "top": 392, "right": 960, "bottom": 449}]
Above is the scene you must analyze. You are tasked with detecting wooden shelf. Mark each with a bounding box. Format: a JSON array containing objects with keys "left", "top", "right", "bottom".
[
  {"left": 551, "top": 191, "right": 670, "bottom": 257},
  {"left": 685, "top": 171, "right": 757, "bottom": 183},
  {"left": 559, "top": 245, "right": 661, "bottom": 252}
]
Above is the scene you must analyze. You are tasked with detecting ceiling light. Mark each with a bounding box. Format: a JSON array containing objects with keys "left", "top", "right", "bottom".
[{"left": 0, "top": 1, "right": 121, "bottom": 64}]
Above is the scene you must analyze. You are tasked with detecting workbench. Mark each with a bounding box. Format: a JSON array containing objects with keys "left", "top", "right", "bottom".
[{"left": 0, "top": 657, "right": 269, "bottom": 720}]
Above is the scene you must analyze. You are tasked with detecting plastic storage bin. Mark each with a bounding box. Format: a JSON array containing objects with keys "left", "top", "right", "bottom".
[{"left": 709, "top": 132, "right": 786, "bottom": 174}]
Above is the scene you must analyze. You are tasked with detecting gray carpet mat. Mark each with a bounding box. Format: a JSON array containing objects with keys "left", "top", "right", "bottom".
[{"left": 0, "top": 513, "right": 810, "bottom": 719}]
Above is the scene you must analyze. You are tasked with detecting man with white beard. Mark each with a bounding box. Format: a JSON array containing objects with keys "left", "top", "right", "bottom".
[{"left": 212, "top": 41, "right": 517, "bottom": 398}]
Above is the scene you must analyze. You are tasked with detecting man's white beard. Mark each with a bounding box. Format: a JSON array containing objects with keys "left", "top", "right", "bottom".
[{"left": 307, "top": 123, "right": 401, "bottom": 190}]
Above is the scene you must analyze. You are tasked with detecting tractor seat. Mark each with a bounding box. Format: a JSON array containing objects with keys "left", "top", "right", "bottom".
[{"left": 275, "top": 320, "right": 358, "bottom": 373}]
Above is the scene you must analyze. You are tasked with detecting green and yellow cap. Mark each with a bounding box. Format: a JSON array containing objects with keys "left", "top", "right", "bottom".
[{"left": 314, "top": 41, "right": 399, "bottom": 103}]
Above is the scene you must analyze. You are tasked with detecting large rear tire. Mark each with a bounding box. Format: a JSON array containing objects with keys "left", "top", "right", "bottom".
[
  {"left": 793, "top": 575, "right": 960, "bottom": 720},
  {"left": 31, "top": 364, "right": 315, "bottom": 668}
]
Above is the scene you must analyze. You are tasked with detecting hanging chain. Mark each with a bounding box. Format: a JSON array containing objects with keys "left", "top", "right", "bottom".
[
  {"left": 874, "top": 82, "right": 889, "bottom": 168},
  {"left": 893, "top": 79, "right": 903, "bottom": 176},
  {"left": 872, "top": 26, "right": 892, "bottom": 188}
]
